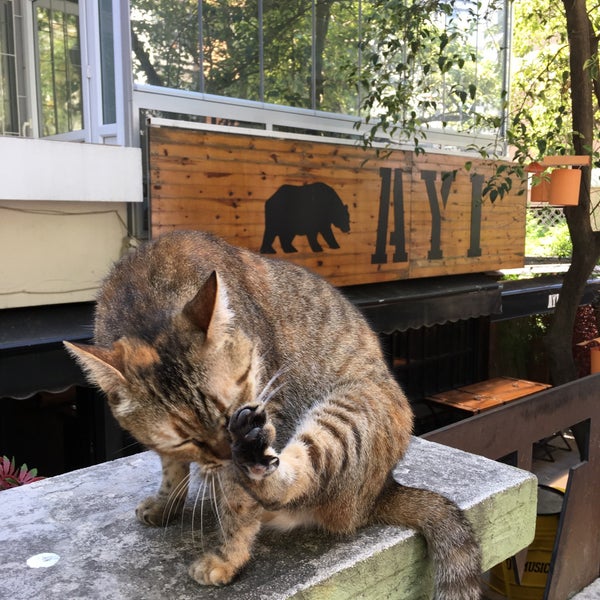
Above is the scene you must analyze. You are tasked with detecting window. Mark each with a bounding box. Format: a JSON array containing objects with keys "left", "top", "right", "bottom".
[
  {"left": 0, "top": 0, "right": 23, "bottom": 135},
  {"left": 33, "top": 0, "right": 83, "bottom": 136},
  {"left": 98, "top": 0, "right": 116, "bottom": 125},
  {"left": 0, "top": 0, "right": 124, "bottom": 143},
  {"left": 131, "top": 0, "right": 509, "bottom": 139},
  {"left": 131, "top": 0, "right": 363, "bottom": 115}
]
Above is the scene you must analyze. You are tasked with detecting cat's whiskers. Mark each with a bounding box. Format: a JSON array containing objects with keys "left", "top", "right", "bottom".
[
  {"left": 256, "top": 366, "right": 288, "bottom": 405},
  {"left": 161, "top": 472, "right": 191, "bottom": 534},
  {"left": 211, "top": 474, "right": 226, "bottom": 541},
  {"left": 110, "top": 440, "right": 144, "bottom": 458},
  {"left": 191, "top": 475, "right": 209, "bottom": 551},
  {"left": 216, "top": 471, "right": 233, "bottom": 515}
]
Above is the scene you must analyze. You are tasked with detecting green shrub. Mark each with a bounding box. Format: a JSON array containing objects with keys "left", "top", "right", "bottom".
[{"left": 526, "top": 212, "right": 572, "bottom": 258}]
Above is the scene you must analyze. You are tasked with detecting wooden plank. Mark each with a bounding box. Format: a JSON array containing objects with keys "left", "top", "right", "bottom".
[
  {"left": 148, "top": 125, "right": 526, "bottom": 286},
  {"left": 427, "top": 377, "right": 552, "bottom": 414},
  {"left": 539, "top": 155, "right": 591, "bottom": 167}
]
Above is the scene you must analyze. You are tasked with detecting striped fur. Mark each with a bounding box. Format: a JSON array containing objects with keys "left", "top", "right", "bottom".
[{"left": 66, "top": 230, "right": 481, "bottom": 599}]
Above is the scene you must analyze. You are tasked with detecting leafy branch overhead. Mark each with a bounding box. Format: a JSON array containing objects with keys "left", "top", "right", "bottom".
[
  {"left": 356, "top": 1, "right": 506, "bottom": 144},
  {"left": 355, "top": 0, "right": 599, "bottom": 203}
]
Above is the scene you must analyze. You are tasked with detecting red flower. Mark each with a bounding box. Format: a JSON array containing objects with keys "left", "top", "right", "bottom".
[{"left": 0, "top": 456, "right": 44, "bottom": 490}]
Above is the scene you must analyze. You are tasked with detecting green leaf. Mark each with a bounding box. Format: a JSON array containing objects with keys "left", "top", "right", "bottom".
[
  {"left": 536, "top": 139, "right": 547, "bottom": 155},
  {"left": 440, "top": 32, "right": 449, "bottom": 51}
]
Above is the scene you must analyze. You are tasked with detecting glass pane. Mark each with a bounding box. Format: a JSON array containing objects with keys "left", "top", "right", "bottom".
[
  {"left": 131, "top": 0, "right": 261, "bottom": 100},
  {"left": 131, "top": 0, "right": 203, "bottom": 92},
  {"left": 417, "top": 0, "right": 506, "bottom": 132},
  {"left": 318, "top": 0, "right": 361, "bottom": 115},
  {"left": 131, "top": 0, "right": 363, "bottom": 111},
  {"left": 99, "top": 0, "right": 116, "bottom": 124},
  {"left": 129, "top": 0, "right": 507, "bottom": 130},
  {"left": 34, "top": 0, "right": 83, "bottom": 136},
  {"left": 202, "top": 0, "right": 260, "bottom": 99},
  {"left": 263, "top": 0, "right": 311, "bottom": 109},
  {"left": 0, "top": 0, "right": 20, "bottom": 135},
  {"left": 359, "top": 0, "right": 507, "bottom": 134}
]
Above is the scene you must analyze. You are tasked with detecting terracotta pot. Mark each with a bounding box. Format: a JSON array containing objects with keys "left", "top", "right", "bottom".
[
  {"left": 527, "top": 162, "right": 549, "bottom": 203},
  {"left": 530, "top": 177, "right": 550, "bottom": 203},
  {"left": 549, "top": 168, "right": 581, "bottom": 206}
]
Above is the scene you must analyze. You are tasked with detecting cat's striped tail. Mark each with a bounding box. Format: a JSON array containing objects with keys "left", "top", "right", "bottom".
[{"left": 373, "top": 479, "right": 481, "bottom": 600}]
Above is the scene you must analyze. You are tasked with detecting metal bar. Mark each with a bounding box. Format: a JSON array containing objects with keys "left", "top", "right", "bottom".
[{"left": 422, "top": 374, "right": 600, "bottom": 594}]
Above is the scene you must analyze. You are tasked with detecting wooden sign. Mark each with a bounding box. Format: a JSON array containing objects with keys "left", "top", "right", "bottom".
[{"left": 148, "top": 124, "right": 525, "bottom": 286}]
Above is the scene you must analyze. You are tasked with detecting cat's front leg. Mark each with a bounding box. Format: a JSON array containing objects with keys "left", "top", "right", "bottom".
[
  {"left": 136, "top": 455, "right": 190, "bottom": 527},
  {"left": 228, "top": 404, "right": 319, "bottom": 509},
  {"left": 189, "top": 476, "right": 263, "bottom": 586}
]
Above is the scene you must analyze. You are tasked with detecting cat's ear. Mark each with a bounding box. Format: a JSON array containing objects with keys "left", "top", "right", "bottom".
[
  {"left": 183, "top": 271, "right": 233, "bottom": 341},
  {"left": 63, "top": 340, "right": 126, "bottom": 394}
]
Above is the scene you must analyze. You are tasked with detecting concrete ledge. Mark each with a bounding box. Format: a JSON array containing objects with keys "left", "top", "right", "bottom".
[{"left": 0, "top": 437, "right": 537, "bottom": 599}]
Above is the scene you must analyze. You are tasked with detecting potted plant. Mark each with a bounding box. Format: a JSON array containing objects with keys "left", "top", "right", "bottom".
[{"left": 0, "top": 456, "right": 44, "bottom": 490}]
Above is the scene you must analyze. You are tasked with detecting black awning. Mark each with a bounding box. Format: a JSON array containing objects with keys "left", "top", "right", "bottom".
[
  {"left": 0, "top": 276, "right": 503, "bottom": 398},
  {"left": 0, "top": 303, "right": 94, "bottom": 399},
  {"left": 340, "top": 273, "right": 502, "bottom": 334}
]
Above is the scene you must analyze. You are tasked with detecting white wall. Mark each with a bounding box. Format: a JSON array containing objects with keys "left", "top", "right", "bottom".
[
  {"left": 0, "top": 200, "right": 131, "bottom": 308},
  {"left": 0, "top": 137, "right": 142, "bottom": 202},
  {"left": 0, "top": 137, "right": 143, "bottom": 308}
]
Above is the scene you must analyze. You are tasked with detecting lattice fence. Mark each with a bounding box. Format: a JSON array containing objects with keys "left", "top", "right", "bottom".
[{"left": 528, "top": 206, "right": 566, "bottom": 229}]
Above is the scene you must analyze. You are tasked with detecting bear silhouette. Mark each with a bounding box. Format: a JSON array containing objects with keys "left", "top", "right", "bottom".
[{"left": 260, "top": 182, "right": 350, "bottom": 254}]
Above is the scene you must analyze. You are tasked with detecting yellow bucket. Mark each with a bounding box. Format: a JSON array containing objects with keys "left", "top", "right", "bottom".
[{"left": 489, "top": 485, "right": 563, "bottom": 599}]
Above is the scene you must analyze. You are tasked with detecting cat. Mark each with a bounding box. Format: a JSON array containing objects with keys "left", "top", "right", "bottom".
[{"left": 65, "top": 230, "right": 481, "bottom": 599}]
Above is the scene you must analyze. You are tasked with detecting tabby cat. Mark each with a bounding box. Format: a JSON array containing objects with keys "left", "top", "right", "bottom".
[{"left": 65, "top": 230, "right": 481, "bottom": 599}]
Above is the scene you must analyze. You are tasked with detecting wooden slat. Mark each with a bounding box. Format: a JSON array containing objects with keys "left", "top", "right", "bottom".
[
  {"left": 427, "top": 377, "right": 552, "bottom": 414},
  {"left": 148, "top": 125, "right": 526, "bottom": 286},
  {"left": 539, "top": 155, "right": 591, "bottom": 167}
]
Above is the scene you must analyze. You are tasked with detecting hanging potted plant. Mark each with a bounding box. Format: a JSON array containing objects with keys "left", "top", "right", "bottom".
[
  {"left": 549, "top": 167, "right": 582, "bottom": 206},
  {"left": 526, "top": 161, "right": 550, "bottom": 203}
]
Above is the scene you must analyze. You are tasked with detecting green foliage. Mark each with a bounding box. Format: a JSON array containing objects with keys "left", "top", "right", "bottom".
[
  {"left": 525, "top": 211, "right": 572, "bottom": 258},
  {"left": 491, "top": 314, "right": 551, "bottom": 382},
  {"left": 528, "top": 222, "right": 572, "bottom": 258},
  {"left": 509, "top": 0, "right": 575, "bottom": 163},
  {"left": 130, "top": 0, "right": 363, "bottom": 113},
  {"left": 356, "top": 0, "right": 508, "bottom": 150}
]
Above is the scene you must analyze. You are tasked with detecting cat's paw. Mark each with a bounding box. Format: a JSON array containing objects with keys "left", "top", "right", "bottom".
[
  {"left": 135, "top": 496, "right": 181, "bottom": 527},
  {"left": 189, "top": 553, "right": 237, "bottom": 586},
  {"left": 228, "top": 404, "right": 279, "bottom": 480}
]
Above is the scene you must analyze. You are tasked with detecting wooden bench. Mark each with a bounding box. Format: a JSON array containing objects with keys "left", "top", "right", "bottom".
[
  {"left": 427, "top": 376, "right": 551, "bottom": 415},
  {"left": 0, "top": 437, "right": 537, "bottom": 599}
]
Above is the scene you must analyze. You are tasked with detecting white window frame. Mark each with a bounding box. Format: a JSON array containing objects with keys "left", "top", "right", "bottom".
[{"left": 6, "top": 0, "right": 129, "bottom": 145}]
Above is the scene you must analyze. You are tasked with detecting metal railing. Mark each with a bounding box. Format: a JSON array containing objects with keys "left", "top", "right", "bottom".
[{"left": 423, "top": 374, "right": 600, "bottom": 600}]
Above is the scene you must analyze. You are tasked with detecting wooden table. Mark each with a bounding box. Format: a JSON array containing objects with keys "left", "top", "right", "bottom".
[{"left": 426, "top": 377, "right": 551, "bottom": 415}]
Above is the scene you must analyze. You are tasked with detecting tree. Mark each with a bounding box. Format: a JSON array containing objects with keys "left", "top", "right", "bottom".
[
  {"left": 509, "top": 0, "right": 599, "bottom": 384},
  {"left": 356, "top": 0, "right": 508, "bottom": 151},
  {"left": 358, "top": 0, "right": 600, "bottom": 385}
]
